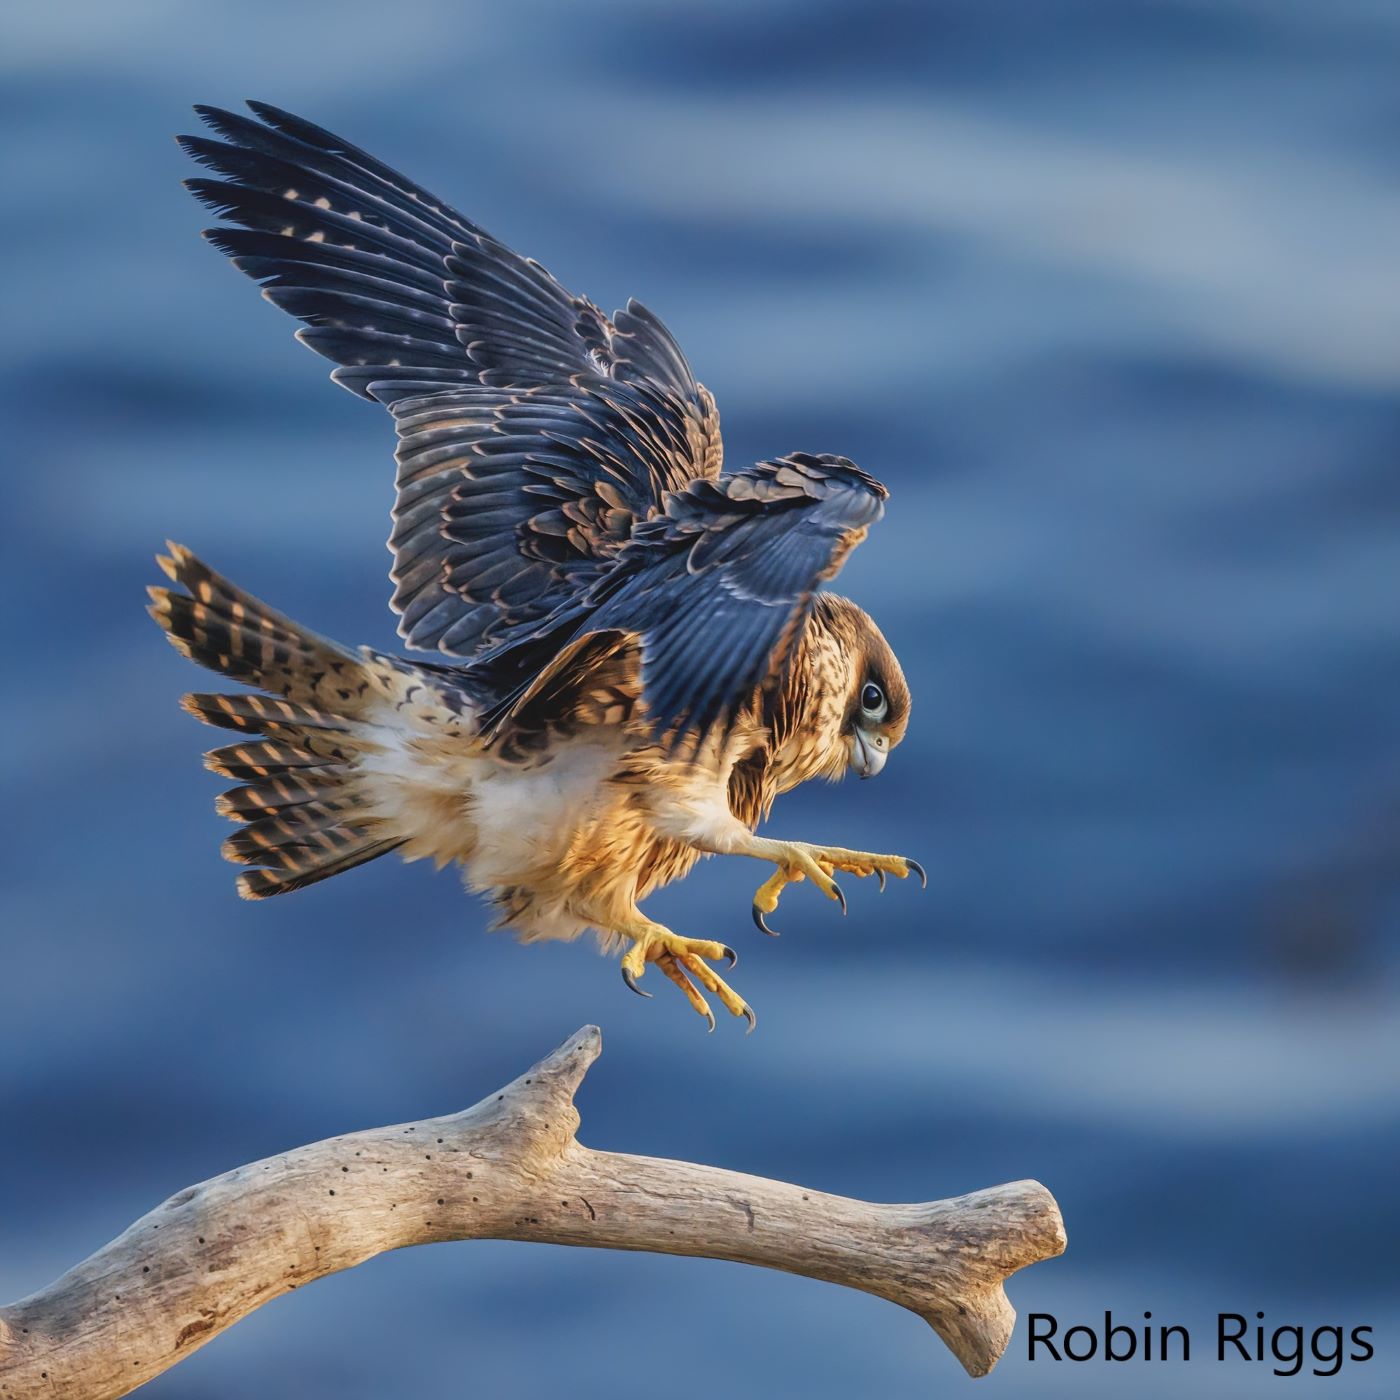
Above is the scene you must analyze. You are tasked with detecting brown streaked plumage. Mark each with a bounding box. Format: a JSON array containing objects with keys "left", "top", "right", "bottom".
[{"left": 152, "top": 102, "right": 925, "bottom": 1030}]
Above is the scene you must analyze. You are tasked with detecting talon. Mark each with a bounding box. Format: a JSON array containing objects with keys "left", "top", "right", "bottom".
[
  {"left": 876, "top": 869, "right": 887, "bottom": 893},
  {"left": 907, "top": 858, "right": 927, "bottom": 889},
  {"left": 742, "top": 1005, "right": 757, "bottom": 1034},
  {"left": 753, "top": 904, "right": 779, "bottom": 937},
  {"left": 832, "top": 880, "right": 847, "bottom": 916},
  {"left": 625, "top": 927, "right": 755, "bottom": 1029}
]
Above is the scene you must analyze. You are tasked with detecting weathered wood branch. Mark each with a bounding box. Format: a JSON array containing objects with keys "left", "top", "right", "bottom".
[{"left": 0, "top": 1026, "right": 1065, "bottom": 1394}]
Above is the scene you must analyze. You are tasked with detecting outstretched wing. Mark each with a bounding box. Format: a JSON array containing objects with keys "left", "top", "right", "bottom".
[
  {"left": 482, "top": 453, "right": 889, "bottom": 742},
  {"left": 180, "top": 101, "right": 722, "bottom": 654}
]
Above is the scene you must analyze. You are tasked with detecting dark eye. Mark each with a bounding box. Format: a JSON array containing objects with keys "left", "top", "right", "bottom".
[{"left": 861, "top": 682, "right": 885, "bottom": 716}]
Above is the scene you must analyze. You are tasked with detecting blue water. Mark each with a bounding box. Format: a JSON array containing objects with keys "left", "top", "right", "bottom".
[{"left": 2, "top": 3, "right": 1398, "bottom": 1396}]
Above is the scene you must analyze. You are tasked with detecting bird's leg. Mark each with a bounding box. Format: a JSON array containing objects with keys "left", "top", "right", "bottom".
[
  {"left": 738, "top": 836, "right": 926, "bottom": 935},
  {"left": 609, "top": 915, "right": 756, "bottom": 1032}
]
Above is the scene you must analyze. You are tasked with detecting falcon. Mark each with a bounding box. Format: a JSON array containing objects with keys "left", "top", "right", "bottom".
[{"left": 150, "top": 101, "right": 924, "bottom": 1030}]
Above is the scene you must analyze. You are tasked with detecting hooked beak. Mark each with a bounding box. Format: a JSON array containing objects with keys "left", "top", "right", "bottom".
[{"left": 850, "top": 729, "right": 887, "bottom": 780}]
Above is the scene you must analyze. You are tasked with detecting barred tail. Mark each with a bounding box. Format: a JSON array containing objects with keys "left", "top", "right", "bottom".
[{"left": 148, "top": 544, "right": 404, "bottom": 898}]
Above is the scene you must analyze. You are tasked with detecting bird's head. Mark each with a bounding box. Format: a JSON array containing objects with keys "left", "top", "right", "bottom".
[{"left": 804, "top": 595, "right": 911, "bottom": 782}]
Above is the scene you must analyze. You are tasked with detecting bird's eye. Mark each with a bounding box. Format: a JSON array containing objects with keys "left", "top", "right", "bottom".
[{"left": 861, "top": 682, "right": 886, "bottom": 718}]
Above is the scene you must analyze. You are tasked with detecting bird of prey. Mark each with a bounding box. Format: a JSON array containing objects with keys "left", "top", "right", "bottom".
[{"left": 150, "top": 101, "right": 924, "bottom": 1030}]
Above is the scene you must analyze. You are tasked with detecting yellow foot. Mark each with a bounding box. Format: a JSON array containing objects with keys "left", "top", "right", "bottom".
[
  {"left": 751, "top": 843, "right": 927, "bottom": 936},
  {"left": 619, "top": 922, "right": 756, "bottom": 1033}
]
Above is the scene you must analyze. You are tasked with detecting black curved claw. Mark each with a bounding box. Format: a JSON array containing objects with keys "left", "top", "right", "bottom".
[
  {"left": 742, "top": 1005, "right": 757, "bottom": 1034},
  {"left": 832, "top": 880, "right": 847, "bottom": 917},
  {"left": 876, "top": 869, "right": 887, "bottom": 893},
  {"left": 722, "top": 945, "right": 738, "bottom": 969},
  {"left": 752, "top": 904, "right": 780, "bottom": 937},
  {"left": 703, "top": 1008, "right": 717, "bottom": 1034},
  {"left": 906, "top": 858, "right": 928, "bottom": 889},
  {"left": 621, "top": 966, "right": 652, "bottom": 999}
]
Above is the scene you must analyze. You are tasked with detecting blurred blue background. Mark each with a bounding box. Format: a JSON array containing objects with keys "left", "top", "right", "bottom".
[{"left": 2, "top": 1, "right": 1398, "bottom": 1395}]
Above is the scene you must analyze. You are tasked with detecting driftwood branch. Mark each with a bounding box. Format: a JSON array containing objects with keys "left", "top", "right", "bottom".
[{"left": 0, "top": 1027, "right": 1065, "bottom": 1394}]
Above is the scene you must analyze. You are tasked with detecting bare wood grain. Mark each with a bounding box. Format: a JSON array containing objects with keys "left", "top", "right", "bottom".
[{"left": 0, "top": 1026, "right": 1065, "bottom": 1394}]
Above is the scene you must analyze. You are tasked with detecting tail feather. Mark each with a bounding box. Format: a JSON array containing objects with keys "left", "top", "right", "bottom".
[
  {"left": 205, "top": 736, "right": 357, "bottom": 781},
  {"left": 223, "top": 802, "right": 374, "bottom": 863},
  {"left": 181, "top": 691, "right": 345, "bottom": 735},
  {"left": 235, "top": 839, "right": 404, "bottom": 901},
  {"left": 150, "top": 544, "right": 418, "bottom": 898},
  {"left": 148, "top": 543, "right": 370, "bottom": 714},
  {"left": 214, "top": 773, "right": 352, "bottom": 821}
]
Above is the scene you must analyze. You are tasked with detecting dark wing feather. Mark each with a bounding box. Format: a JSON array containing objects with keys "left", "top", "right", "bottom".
[
  {"left": 387, "top": 377, "right": 707, "bottom": 655},
  {"left": 183, "top": 101, "right": 598, "bottom": 393},
  {"left": 479, "top": 453, "right": 888, "bottom": 741},
  {"left": 181, "top": 100, "right": 722, "bottom": 649}
]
